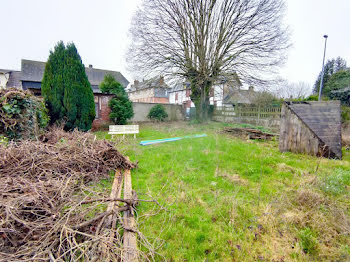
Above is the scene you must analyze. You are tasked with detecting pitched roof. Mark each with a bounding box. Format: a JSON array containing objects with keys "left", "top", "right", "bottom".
[
  {"left": 223, "top": 89, "right": 256, "bottom": 104},
  {"left": 129, "top": 76, "right": 170, "bottom": 92},
  {"left": 20, "top": 59, "right": 129, "bottom": 88},
  {"left": 285, "top": 101, "right": 342, "bottom": 159},
  {"left": 6, "top": 71, "right": 22, "bottom": 88},
  {"left": 169, "top": 82, "right": 190, "bottom": 93},
  {"left": 85, "top": 67, "right": 129, "bottom": 88},
  {"left": 0, "top": 69, "right": 12, "bottom": 74}
]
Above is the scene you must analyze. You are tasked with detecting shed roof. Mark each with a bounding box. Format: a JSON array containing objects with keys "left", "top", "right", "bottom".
[
  {"left": 20, "top": 59, "right": 129, "bottom": 88},
  {"left": 285, "top": 101, "right": 342, "bottom": 159}
]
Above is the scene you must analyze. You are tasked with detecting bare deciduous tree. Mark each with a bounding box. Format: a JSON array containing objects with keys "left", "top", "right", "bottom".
[
  {"left": 275, "top": 81, "right": 312, "bottom": 99},
  {"left": 128, "top": 0, "right": 290, "bottom": 120}
]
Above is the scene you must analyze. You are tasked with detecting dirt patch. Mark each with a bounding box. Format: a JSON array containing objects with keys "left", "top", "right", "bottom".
[
  {"left": 218, "top": 172, "right": 248, "bottom": 186},
  {"left": 295, "top": 189, "right": 326, "bottom": 209}
]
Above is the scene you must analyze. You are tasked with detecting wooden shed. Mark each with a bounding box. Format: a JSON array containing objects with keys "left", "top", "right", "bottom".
[{"left": 279, "top": 101, "right": 342, "bottom": 159}]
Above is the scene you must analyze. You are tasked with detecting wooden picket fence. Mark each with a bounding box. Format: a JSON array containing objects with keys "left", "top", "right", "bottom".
[{"left": 213, "top": 105, "right": 281, "bottom": 120}]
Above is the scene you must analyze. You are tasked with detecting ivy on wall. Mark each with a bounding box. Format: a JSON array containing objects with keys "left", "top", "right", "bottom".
[{"left": 0, "top": 88, "right": 49, "bottom": 140}]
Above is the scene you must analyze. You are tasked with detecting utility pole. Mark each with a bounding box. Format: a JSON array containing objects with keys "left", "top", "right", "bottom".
[{"left": 318, "top": 35, "right": 328, "bottom": 101}]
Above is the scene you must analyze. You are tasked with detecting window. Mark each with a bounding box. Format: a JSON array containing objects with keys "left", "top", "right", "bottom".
[{"left": 95, "top": 103, "right": 100, "bottom": 119}]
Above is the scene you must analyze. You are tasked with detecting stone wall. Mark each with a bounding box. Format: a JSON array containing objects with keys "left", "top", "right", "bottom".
[
  {"left": 131, "top": 102, "right": 184, "bottom": 122},
  {"left": 92, "top": 102, "right": 184, "bottom": 129}
]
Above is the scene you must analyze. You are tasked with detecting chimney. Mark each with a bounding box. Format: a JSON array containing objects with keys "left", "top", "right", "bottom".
[
  {"left": 248, "top": 86, "right": 254, "bottom": 91},
  {"left": 89, "top": 64, "right": 93, "bottom": 68},
  {"left": 159, "top": 75, "right": 165, "bottom": 85},
  {"left": 134, "top": 80, "right": 139, "bottom": 87}
]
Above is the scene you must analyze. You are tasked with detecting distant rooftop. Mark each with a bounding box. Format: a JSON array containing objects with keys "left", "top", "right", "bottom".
[
  {"left": 129, "top": 76, "right": 170, "bottom": 92},
  {"left": 20, "top": 59, "right": 129, "bottom": 91}
]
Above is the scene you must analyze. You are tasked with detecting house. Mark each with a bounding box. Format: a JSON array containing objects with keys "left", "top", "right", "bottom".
[
  {"left": 1, "top": 59, "right": 129, "bottom": 127},
  {"left": 128, "top": 76, "right": 171, "bottom": 104},
  {"left": 222, "top": 86, "right": 257, "bottom": 105},
  {"left": 211, "top": 75, "right": 257, "bottom": 106},
  {"left": 279, "top": 101, "right": 342, "bottom": 159},
  {"left": 169, "top": 75, "right": 248, "bottom": 117},
  {"left": 169, "top": 82, "right": 192, "bottom": 105},
  {"left": 0, "top": 70, "right": 10, "bottom": 89},
  {"left": 0, "top": 69, "right": 21, "bottom": 89}
]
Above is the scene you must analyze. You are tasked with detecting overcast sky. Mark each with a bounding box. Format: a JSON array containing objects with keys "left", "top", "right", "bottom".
[{"left": 1, "top": 0, "right": 350, "bottom": 91}]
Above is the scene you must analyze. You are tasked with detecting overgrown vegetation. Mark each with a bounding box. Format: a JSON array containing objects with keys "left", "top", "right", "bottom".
[
  {"left": 148, "top": 104, "right": 168, "bottom": 121},
  {"left": 0, "top": 88, "right": 48, "bottom": 139},
  {"left": 99, "top": 74, "right": 134, "bottom": 125},
  {"left": 42, "top": 41, "right": 95, "bottom": 131},
  {"left": 95, "top": 122, "right": 350, "bottom": 261}
]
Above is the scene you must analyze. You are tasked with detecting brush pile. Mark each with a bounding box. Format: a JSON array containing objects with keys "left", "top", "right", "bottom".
[
  {"left": 224, "top": 127, "right": 276, "bottom": 140},
  {"left": 0, "top": 128, "right": 137, "bottom": 261}
]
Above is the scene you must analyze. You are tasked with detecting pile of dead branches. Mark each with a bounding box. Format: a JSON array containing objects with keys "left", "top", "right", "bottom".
[
  {"left": 0, "top": 128, "right": 143, "bottom": 261},
  {"left": 224, "top": 127, "right": 277, "bottom": 140}
]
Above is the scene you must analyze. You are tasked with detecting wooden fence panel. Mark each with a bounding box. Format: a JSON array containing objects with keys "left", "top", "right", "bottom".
[{"left": 213, "top": 105, "right": 281, "bottom": 119}]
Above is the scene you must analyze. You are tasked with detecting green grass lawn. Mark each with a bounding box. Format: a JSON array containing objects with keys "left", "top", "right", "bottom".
[{"left": 95, "top": 121, "right": 350, "bottom": 261}]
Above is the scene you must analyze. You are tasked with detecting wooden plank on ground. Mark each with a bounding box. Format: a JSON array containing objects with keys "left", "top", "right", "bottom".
[
  {"left": 106, "top": 168, "right": 124, "bottom": 226},
  {"left": 123, "top": 167, "right": 138, "bottom": 262},
  {"left": 101, "top": 168, "right": 124, "bottom": 260}
]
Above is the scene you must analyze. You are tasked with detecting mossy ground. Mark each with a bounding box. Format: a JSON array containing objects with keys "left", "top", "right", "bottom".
[{"left": 95, "top": 121, "right": 350, "bottom": 261}]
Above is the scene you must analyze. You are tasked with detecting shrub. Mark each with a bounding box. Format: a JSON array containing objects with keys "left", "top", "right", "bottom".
[
  {"left": 109, "top": 96, "right": 134, "bottom": 125},
  {"left": 148, "top": 104, "right": 168, "bottom": 121},
  {"left": 0, "top": 88, "right": 49, "bottom": 139},
  {"left": 99, "top": 74, "right": 134, "bottom": 125},
  {"left": 304, "top": 94, "right": 318, "bottom": 101}
]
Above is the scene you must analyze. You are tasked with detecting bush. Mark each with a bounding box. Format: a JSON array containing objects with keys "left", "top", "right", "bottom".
[
  {"left": 99, "top": 74, "right": 134, "bottom": 125},
  {"left": 304, "top": 94, "right": 318, "bottom": 101},
  {"left": 109, "top": 96, "right": 134, "bottom": 125},
  {"left": 0, "top": 88, "right": 49, "bottom": 140},
  {"left": 148, "top": 104, "right": 168, "bottom": 121}
]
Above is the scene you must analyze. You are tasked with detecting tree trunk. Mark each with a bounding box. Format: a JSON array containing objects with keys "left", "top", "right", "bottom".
[{"left": 191, "top": 80, "right": 211, "bottom": 122}]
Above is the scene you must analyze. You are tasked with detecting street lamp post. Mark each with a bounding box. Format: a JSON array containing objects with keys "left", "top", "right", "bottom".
[{"left": 318, "top": 35, "right": 328, "bottom": 101}]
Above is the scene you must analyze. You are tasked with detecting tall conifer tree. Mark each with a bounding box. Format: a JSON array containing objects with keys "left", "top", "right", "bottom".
[{"left": 42, "top": 41, "right": 95, "bottom": 131}]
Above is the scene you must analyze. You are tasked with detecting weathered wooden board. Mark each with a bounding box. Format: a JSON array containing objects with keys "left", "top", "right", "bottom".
[
  {"left": 106, "top": 168, "right": 124, "bottom": 226},
  {"left": 224, "top": 127, "right": 276, "bottom": 140},
  {"left": 123, "top": 168, "right": 138, "bottom": 262}
]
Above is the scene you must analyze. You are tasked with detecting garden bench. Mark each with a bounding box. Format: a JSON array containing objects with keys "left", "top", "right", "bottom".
[{"left": 108, "top": 125, "right": 139, "bottom": 139}]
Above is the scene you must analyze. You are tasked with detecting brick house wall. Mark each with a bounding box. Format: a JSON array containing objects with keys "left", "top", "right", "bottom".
[
  {"left": 128, "top": 88, "right": 169, "bottom": 104},
  {"left": 92, "top": 94, "right": 113, "bottom": 128}
]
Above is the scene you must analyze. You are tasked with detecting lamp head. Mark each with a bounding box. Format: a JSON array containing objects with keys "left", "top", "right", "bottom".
[{"left": 324, "top": 35, "right": 328, "bottom": 39}]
